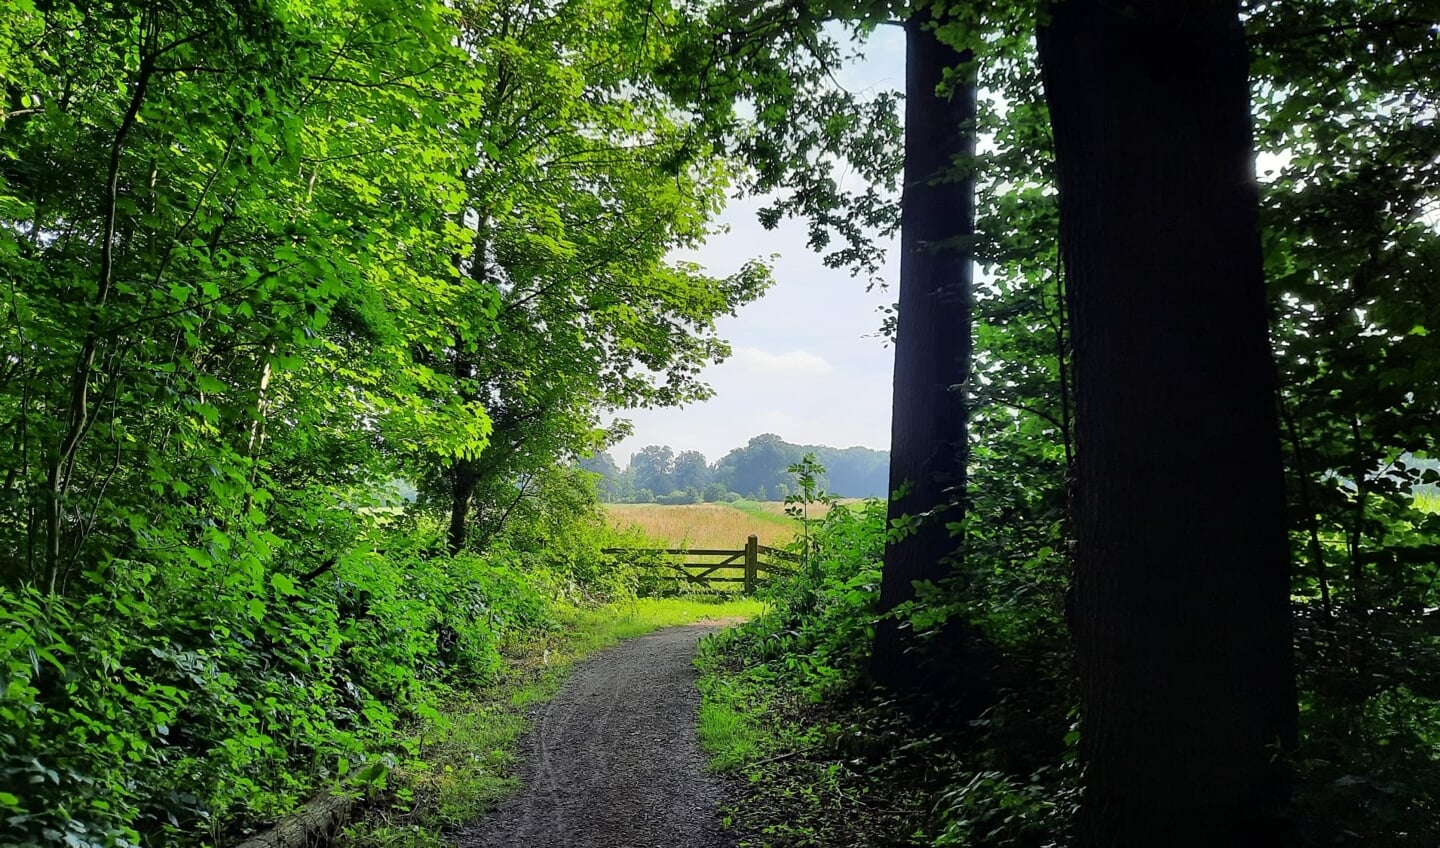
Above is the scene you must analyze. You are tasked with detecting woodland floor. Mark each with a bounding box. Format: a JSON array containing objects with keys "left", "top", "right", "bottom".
[{"left": 458, "top": 624, "right": 733, "bottom": 848}]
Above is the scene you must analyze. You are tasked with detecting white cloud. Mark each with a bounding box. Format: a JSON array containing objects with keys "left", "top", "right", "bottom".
[{"left": 728, "top": 347, "right": 834, "bottom": 378}]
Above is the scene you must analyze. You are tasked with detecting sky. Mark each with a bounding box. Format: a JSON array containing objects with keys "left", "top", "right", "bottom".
[{"left": 607, "top": 27, "right": 908, "bottom": 469}]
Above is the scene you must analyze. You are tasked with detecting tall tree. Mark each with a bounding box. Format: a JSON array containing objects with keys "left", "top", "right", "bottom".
[
  {"left": 433, "top": 0, "right": 769, "bottom": 553},
  {"left": 870, "top": 6, "right": 978, "bottom": 691},
  {"left": 1037, "top": 1, "right": 1296, "bottom": 843},
  {"left": 630, "top": 445, "right": 677, "bottom": 496},
  {"left": 672, "top": 449, "right": 711, "bottom": 492}
]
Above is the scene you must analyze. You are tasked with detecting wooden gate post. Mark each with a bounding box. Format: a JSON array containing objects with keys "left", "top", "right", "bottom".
[{"left": 744, "top": 534, "right": 758, "bottom": 595}]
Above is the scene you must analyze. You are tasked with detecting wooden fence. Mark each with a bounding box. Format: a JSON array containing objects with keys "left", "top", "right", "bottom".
[{"left": 602, "top": 534, "right": 800, "bottom": 594}]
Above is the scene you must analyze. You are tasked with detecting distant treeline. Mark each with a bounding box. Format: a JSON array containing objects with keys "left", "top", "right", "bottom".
[{"left": 580, "top": 434, "right": 889, "bottom": 503}]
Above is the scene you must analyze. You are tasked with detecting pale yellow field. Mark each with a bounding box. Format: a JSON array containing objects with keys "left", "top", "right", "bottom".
[{"left": 604, "top": 502, "right": 801, "bottom": 548}]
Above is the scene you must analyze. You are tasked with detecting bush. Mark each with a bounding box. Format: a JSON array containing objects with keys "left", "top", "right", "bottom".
[
  {"left": 710, "top": 499, "right": 886, "bottom": 698},
  {"left": 656, "top": 489, "right": 697, "bottom": 505}
]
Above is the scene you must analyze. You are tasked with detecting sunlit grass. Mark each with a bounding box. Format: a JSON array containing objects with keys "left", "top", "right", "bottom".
[
  {"left": 698, "top": 694, "right": 763, "bottom": 772},
  {"left": 605, "top": 501, "right": 800, "bottom": 548},
  {"left": 566, "top": 596, "right": 766, "bottom": 644},
  {"left": 695, "top": 649, "right": 780, "bottom": 774},
  {"left": 730, "top": 498, "right": 858, "bottom": 519}
]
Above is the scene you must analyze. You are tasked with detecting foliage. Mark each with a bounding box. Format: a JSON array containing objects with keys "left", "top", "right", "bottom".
[
  {"left": 697, "top": 492, "right": 1075, "bottom": 846},
  {"left": 720, "top": 498, "right": 887, "bottom": 700},
  {"left": 1241, "top": 3, "right": 1440, "bottom": 841},
  {"left": 0, "top": 512, "right": 607, "bottom": 845}
]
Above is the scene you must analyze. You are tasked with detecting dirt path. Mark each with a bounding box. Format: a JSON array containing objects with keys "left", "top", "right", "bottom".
[{"left": 459, "top": 624, "right": 733, "bottom": 848}]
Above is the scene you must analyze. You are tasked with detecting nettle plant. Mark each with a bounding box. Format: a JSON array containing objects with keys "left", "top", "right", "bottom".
[{"left": 784, "top": 453, "right": 837, "bottom": 580}]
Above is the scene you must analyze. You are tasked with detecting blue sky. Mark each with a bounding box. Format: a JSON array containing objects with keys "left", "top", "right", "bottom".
[{"left": 608, "top": 26, "right": 908, "bottom": 468}]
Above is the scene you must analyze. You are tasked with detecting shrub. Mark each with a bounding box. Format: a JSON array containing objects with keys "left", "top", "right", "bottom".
[{"left": 710, "top": 498, "right": 886, "bottom": 698}]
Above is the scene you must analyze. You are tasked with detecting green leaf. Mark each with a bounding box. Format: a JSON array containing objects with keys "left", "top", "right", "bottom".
[
  {"left": 271, "top": 573, "right": 300, "bottom": 597},
  {"left": 195, "top": 374, "right": 228, "bottom": 393}
]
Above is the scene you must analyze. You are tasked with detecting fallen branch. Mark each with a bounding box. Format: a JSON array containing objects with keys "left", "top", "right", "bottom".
[
  {"left": 231, "top": 793, "right": 353, "bottom": 848},
  {"left": 746, "top": 748, "right": 811, "bottom": 768}
]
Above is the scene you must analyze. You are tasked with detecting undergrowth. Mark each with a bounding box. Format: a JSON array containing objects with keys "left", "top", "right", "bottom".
[
  {"left": 699, "top": 448, "right": 1440, "bottom": 847},
  {"left": 695, "top": 486, "right": 1079, "bottom": 848},
  {"left": 695, "top": 498, "right": 942, "bottom": 847},
  {"left": 0, "top": 463, "right": 745, "bottom": 847}
]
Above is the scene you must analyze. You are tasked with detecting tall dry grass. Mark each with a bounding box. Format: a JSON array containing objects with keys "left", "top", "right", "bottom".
[
  {"left": 604, "top": 502, "right": 800, "bottom": 548},
  {"left": 730, "top": 499, "right": 862, "bottom": 519}
]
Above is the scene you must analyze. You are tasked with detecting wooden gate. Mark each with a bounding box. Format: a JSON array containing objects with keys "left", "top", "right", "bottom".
[{"left": 602, "top": 534, "right": 799, "bottom": 593}]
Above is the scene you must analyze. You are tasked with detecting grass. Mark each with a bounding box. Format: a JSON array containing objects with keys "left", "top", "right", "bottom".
[
  {"left": 604, "top": 500, "right": 802, "bottom": 548},
  {"left": 730, "top": 499, "right": 855, "bottom": 519},
  {"left": 345, "top": 595, "right": 764, "bottom": 847},
  {"left": 695, "top": 635, "right": 941, "bottom": 847},
  {"left": 696, "top": 675, "right": 771, "bottom": 773},
  {"left": 694, "top": 636, "right": 785, "bottom": 775}
]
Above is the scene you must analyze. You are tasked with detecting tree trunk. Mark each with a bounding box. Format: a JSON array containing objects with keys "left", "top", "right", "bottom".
[
  {"left": 448, "top": 458, "right": 479, "bottom": 555},
  {"left": 870, "top": 13, "right": 976, "bottom": 690},
  {"left": 1037, "top": 3, "right": 1297, "bottom": 844}
]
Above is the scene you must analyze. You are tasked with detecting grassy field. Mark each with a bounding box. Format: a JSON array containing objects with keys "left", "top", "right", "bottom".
[
  {"left": 604, "top": 499, "right": 868, "bottom": 548},
  {"left": 605, "top": 500, "right": 807, "bottom": 548}
]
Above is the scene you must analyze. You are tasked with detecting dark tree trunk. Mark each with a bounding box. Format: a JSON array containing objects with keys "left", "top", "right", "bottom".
[
  {"left": 1037, "top": 2, "right": 1297, "bottom": 844},
  {"left": 448, "top": 458, "right": 479, "bottom": 555},
  {"left": 870, "top": 14, "right": 976, "bottom": 690}
]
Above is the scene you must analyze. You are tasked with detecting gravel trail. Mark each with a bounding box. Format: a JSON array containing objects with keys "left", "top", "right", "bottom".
[{"left": 459, "top": 624, "right": 732, "bottom": 848}]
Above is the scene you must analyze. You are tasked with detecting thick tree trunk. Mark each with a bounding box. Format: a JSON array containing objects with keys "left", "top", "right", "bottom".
[
  {"left": 1037, "top": 2, "right": 1296, "bottom": 844},
  {"left": 870, "top": 14, "right": 976, "bottom": 690}
]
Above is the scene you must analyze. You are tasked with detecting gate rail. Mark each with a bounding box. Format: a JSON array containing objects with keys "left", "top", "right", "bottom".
[{"left": 602, "top": 534, "right": 799, "bottom": 593}]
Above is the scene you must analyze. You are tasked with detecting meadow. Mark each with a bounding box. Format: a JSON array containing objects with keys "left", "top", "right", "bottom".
[{"left": 604, "top": 500, "right": 804, "bottom": 548}]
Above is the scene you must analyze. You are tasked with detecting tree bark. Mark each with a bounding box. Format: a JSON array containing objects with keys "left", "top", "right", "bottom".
[
  {"left": 1037, "top": 2, "right": 1297, "bottom": 844},
  {"left": 230, "top": 792, "right": 352, "bottom": 848},
  {"left": 870, "top": 12, "right": 976, "bottom": 690},
  {"left": 448, "top": 458, "right": 479, "bottom": 555}
]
